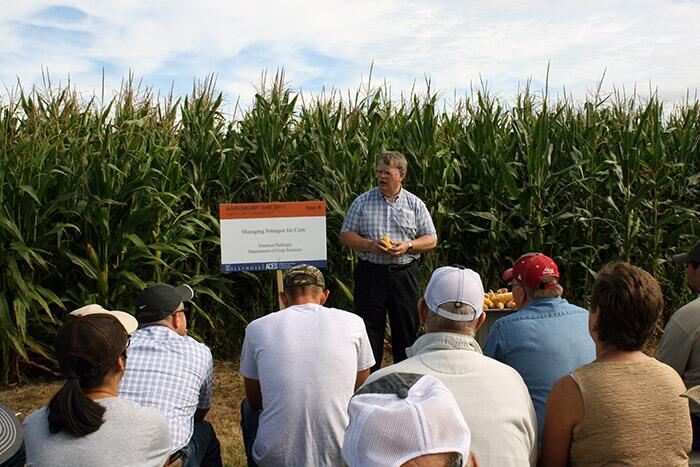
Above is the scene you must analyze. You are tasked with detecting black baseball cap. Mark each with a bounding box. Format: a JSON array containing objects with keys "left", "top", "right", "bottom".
[
  {"left": 137, "top": 283, "right": 194, "bottom": 324},
  {"left": 673, "top": 241, "right": 700, "bottom": 264}
]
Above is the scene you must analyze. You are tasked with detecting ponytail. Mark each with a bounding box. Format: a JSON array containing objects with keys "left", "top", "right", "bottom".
[{"left": 47, "top": 358, "right": 108, "bottom": 436}]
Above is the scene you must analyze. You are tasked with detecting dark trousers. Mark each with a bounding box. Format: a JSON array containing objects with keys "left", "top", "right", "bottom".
[
  {"left": 354, "top": 259, "right": 421, "bottom": 372},
  {"left": 179, "top": 420, "right": 223, "bottom": 467},
  {"left": 692, "top": 412, "right": 700, "bottom": 451},
  {"left": 240, "top": 399, "right": 262, "bottom": 467}
]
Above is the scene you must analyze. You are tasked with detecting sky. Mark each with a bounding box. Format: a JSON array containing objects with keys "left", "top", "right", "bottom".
[{"left": 2, "top": 0, "right": 700, "bottom": 114}]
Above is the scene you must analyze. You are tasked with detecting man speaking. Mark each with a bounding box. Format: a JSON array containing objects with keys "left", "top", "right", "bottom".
[{"left": 340, "top": 150, "right": 437, "bottom": 372}]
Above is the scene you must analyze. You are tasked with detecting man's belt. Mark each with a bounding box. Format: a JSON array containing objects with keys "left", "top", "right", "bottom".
[{"left": 359, "top": 259, "right": 417, "bottom": 272}]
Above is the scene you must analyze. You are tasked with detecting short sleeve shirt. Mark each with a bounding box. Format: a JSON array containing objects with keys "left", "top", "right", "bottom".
[
  {"left": 240, "top": 303, "right": 375, "bottom": 466},
  {"left": 341, "top": 187, "right": 436, "bottom": 265},
  {"left": 24, "top": 397, "right": 171, "bottom": 467},
  {"left": 118, "top": 326, "right": 213, "bottom": 451}
]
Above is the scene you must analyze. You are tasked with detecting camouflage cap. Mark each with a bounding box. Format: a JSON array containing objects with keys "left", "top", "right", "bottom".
[{"left": 283, "top": 264, "right": 325, "bottom": 290}]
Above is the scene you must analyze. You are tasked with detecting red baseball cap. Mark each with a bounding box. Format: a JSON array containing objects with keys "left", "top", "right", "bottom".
[{"left": 509, "top": 253, "right": 560, "bottom": 289}]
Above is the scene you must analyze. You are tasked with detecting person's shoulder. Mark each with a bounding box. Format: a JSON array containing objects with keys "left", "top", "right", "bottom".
[
  {"left": 22, "top": 407, "right": 50, "bottom": 445},
  {"left": 362, "top": 361, "right": 413, "bottom": 386},
  {"left": 557, "top": 299, "right": 589, "bottom": 314},
  {"left": 649, "top": 356, "right": 687, "bottom": 378},
  {"left": 399, "top": 188, "right": 425, "bottom": 204},
  {"left": 181, "top": 334, "right": 213, "bottom": 357},
  {"left": 23, "top": 406, "right": 48, "bottom": 428},
  {"left": 106, "top": 398, "right": 170, "bottom": 433},
  {"left": 480, "top": 353, "right": 526, "bottom": 376},
  {"left": 324, "top": 305, "right": 362, "bottom": 320},
  {"left": 491, "top": 311, "right": 521, "bottom": 328},
  {"left": 671, "top": 296, "right": 700, "bottom": 320},
  {"left": 244, "top": 310, "right": 287, "bottom": 341},
  {"left": 111, "top": 397, "right": 165, "bottom": 416},
  {"left": 247, "top": 309, "right": 284, "bottom": 328},
  {"left": 571, "top": 359, "right": 599, "bottom": 377},
  {"left": 353, "top": 188, "right": 378, "bottom": 202}
]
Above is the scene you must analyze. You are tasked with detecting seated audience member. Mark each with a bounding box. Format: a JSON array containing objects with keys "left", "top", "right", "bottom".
[
  {"left": 365, "top": 265, "right": 537, "bottom": 466},
  {"left": 343, "top": 372, "right": 477, "bottom": 467},
  {"left": 484, "top": 253, "right": 595, "bottom": 439},
  {"left": 0, "top": 402, "right": 24, "bottom": 467},
  {"left": 539, "top": 262, "right": 692, "bottom": 466},
  {"left": 23, "top": 305, "right": 170, "bottom": 467},
  {"left": 119, "top": 284, "right": 221, "bottom": 467},
  {"left": 239, "top": 265, "right": 375, "bottom": 467},
  {"left": 657, "top": 240, "right": 700, "bottom": 448}
]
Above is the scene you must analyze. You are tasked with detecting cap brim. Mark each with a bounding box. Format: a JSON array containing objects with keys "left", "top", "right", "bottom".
[
  {"left": 502, "top": 268, "right": 514, "bottom": 282},
  {"left": 71, "top": 304, "right": 138, "bottom": 334},
  {"left": 175, "top": 284, "right": 194, "bottom": 302},
  {"left": 673, "top": 253, "right": 690, "bottom": 263}
]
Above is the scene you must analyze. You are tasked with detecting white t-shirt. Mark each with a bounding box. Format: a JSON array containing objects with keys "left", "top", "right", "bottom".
[
  {"left": 240, "top": 302, "right": 375, "bottom": 467},
  {"left": 23, "top": 397, "right": 170, "bottom": 467}
]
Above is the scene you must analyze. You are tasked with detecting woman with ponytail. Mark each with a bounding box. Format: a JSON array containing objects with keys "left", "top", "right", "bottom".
[{"left": 23, "top": 305, "right": 171, "bottom": 467}]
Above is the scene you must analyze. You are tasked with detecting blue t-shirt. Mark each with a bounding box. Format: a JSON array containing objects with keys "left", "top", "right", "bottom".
[{"left": 483, "top": 297, "right": 596, "bottom": 440}]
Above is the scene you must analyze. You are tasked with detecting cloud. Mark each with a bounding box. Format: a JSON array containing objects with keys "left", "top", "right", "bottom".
[{"left": 1, "top": 0, "right": 699, "bottom": 109}]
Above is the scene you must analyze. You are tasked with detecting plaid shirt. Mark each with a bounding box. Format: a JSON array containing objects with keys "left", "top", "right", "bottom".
[
  {"left": 341, "top": 187, "right": 436, "bottom": 265},
  {"left": 118, "top": 326, "right": 213, "bottom": 451}
]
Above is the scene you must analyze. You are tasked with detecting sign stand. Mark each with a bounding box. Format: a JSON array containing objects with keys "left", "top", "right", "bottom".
[{"left": 276, "top": 270, "right": 284, "bottom": 310}]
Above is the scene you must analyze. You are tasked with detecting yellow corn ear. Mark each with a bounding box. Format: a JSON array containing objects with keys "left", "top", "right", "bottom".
[{"left": 495, "top": 292, "right": 513, "bottom": 303}]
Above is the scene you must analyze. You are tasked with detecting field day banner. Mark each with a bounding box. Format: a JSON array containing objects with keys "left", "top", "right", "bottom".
[{"left": 219, "top": 201, "right": 327, "bottom": 272}]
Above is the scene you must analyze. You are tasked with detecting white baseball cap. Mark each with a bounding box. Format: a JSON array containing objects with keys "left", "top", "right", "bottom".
[
  {"left": 343, "top": 373, "right": 471, "bottom": 467},
  {"left": 71, "top": 304, "right": 138, "bottom": 334},
  {"left": 424, "top": 266, "right": 485, "bottom": 321}
]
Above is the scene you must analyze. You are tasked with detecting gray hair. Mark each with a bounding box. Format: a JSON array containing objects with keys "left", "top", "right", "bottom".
[
  {"left": 425, "top": 302, "right": 479, "bottom": 336},
  {"left": 377, "top": 151, "right": 408, "bottom": 174},
  {"left": 521, "top": 283, "right": 564, "bottom": 300}
]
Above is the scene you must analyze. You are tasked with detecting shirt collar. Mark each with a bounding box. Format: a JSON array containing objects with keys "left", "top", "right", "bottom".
[
  {"left": 134, "top": 324, "right": 179, "bottom": 337},
  {"left": 406, "top": 332, "right": 482, "bottom": 357},
  {"left": 376, "top": 186, "right": 403, "bottom": 202}
]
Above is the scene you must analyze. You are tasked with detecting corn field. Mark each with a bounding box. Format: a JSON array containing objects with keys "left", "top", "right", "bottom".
[{"left": 1, "top": 73, "right": 699, "bottom": 383}]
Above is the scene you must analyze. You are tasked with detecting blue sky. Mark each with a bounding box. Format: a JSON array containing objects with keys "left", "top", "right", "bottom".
[{"left": 2, "top": 1, "right": 700, "bottom": 113}]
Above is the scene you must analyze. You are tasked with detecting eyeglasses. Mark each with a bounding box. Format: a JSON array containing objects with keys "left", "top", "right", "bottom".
[
  {"left": 376, "top": 169, "right": 400, "bottom": 177},
  {"left": 172, "top": 304, "right": 186, "bottom": 315},
  {"left": 171, "top": 305, "right": 190, "bottom": 320}
]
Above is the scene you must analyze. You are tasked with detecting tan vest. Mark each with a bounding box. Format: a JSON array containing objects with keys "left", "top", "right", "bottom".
[{"left": 570, "top": 358, "right": 691, "bottom": 466}]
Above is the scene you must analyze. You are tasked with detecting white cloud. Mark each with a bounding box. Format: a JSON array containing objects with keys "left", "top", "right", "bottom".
[{"left": 1, "top": 0, "right": 699, "bottom": 109}]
